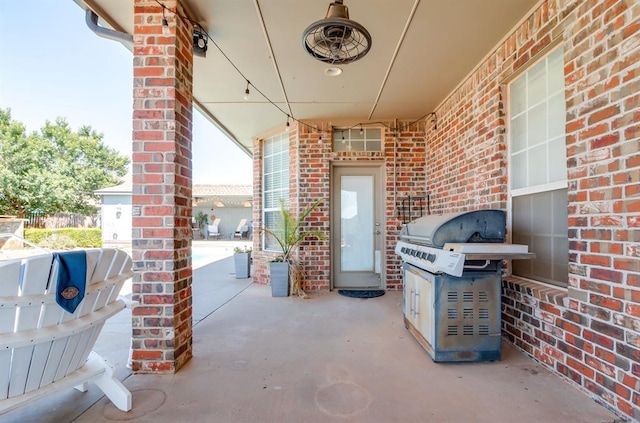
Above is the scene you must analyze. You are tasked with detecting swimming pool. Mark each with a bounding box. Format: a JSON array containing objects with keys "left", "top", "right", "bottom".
[{"left": 192, "top": 252, "right": 208, "bottom": 261}]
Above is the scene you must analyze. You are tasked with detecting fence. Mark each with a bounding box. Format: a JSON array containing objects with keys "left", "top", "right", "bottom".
[{"left": 24, "top": 212, "right": 97, "bottom": 229}]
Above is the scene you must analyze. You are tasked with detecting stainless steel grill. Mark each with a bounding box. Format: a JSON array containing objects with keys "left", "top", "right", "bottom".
[{"left": 395, "top": 210, "right": 534, "bottom": 362}]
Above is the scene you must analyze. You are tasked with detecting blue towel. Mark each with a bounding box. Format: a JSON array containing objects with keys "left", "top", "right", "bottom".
[{"left": 53, "top": 251, "right": 87, "bottom": 314}]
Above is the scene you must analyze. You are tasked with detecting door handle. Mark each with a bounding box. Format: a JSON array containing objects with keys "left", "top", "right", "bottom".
[{"left": 373, "top": 230, "right": 381, "bottom": 235}]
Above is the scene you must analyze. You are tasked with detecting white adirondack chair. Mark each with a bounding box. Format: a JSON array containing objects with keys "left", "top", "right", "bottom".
[{"left": 0, "top": 237, "right": 134, "bottom": 414}]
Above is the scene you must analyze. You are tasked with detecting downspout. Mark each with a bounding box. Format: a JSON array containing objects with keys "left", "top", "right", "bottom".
[{"left": 85, "top": 9, "right": 133, "bottom": 44}]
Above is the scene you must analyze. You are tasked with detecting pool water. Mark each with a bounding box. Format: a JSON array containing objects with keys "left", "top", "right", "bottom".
[{"left": 192, "top": 253, "right": 208, "bottom": 261}]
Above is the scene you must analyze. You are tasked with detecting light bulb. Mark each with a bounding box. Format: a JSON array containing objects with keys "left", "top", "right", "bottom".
[
  {"left": 244, "top": 81, "right": 250, "bottom": 101},
  {"left": 285, "top": 119, "right": 290, "bottom": 132},
  {"left": 360, "top": 126, "right": 363, "bottom": 135}
]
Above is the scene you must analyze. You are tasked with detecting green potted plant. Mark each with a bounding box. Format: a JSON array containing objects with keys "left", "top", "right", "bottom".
[
  {"left": 233, "top": 245, "right": 252, "bottom": 278},
  {"left": 194, "top": 211, "right": 209, "bottom": 239},
  {"left": 263, "top": 199, "right": 325, "bottom": 297}
]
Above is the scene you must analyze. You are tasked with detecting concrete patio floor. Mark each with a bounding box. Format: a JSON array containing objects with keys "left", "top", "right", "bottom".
[{"left": 2, "top": 243, "right": 620, "bottom": 423}]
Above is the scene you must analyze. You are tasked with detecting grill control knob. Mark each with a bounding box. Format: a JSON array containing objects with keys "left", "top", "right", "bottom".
[{"left": 426, "top": 253, "right": 436, "bottom": 263}]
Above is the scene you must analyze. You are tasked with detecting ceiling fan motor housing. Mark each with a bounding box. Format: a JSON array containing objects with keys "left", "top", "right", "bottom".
[{"left": 326, "top": 1, "right": 349, "bottom": 19}]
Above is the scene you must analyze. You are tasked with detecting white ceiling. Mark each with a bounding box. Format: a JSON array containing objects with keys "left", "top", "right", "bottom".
[{"left": 80, "top": 0, "right": 539, "bottom": 156}]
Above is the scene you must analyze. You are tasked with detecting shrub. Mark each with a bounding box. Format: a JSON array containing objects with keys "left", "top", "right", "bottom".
[{"left": 25, "top": 228, "right": 102, "bottom": 249}]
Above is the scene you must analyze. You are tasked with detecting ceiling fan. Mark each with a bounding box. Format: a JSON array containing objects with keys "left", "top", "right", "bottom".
[{"left": 302, "top": 0, "right": 372, "bottom": 65}]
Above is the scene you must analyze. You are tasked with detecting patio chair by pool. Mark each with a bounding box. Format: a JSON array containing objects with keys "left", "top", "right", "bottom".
[
  {"left": 234, "top": 219, "right": 249, "bottom": 239},
  {"left": 0, "top": 237, "right": 134, "bottom": 414},
  {"left": 207, "top": 218, "right": 221, "bottom": 239}
]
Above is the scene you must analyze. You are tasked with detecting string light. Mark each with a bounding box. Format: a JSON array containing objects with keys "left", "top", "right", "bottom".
[
  {"left": 153, "top": 0, "right": 438, "bottom": 137},
  {"left": 244, "top": 80, "right": 250, "bottom": 101},
  {"left": 285, "top": 116, "right": 290, "bottom": 132}
]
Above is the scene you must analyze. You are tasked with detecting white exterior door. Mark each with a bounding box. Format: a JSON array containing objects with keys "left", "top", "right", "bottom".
[{"left": 331, "top": 165, "right": 384, "bottom": 289}]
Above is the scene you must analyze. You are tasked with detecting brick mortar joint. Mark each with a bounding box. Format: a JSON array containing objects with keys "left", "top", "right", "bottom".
[{"left": 503, "top": 276, "right": 569, "bottom": 302}]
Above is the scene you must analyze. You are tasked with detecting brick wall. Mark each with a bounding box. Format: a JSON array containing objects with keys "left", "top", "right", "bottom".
[
  {"left": 131, "top": 0, "right": 194, "bottom": 373},
  {"left": 252, "top": 121, "right": 426, "bottom": 292},
  {"left": 427, "top": 0, "right": 639, "bottom": 420}
]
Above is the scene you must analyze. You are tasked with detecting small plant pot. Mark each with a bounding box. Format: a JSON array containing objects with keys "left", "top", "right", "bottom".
[
  {"left": 269, "top": 261, "right": 289, "bottom": 297},
  {"left": 234, "top": 252, "right": 251, "bottom": 278}
]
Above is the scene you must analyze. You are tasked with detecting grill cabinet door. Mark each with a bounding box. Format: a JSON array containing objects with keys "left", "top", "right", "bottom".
[{"left": 403, "top": 266, "right": 434, "bottom": 346}]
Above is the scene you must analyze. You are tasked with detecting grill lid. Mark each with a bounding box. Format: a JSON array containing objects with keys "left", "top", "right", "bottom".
[{"left": 399, "top": 210, "right": 506, "bottom": 248}]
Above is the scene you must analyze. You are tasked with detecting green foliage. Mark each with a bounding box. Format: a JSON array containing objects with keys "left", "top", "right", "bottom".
[
  {"left": 25, "top": 228, "right": 103, "bottom": 249},
  {"left": 233, "top": 245, "right": 252, "bottom": 253},
  {"left": 195, "top": 211, "right": 209, "bottom": 228},
  {"left": 0, "top": 108, "right": 129, "bottom": 217},
  {"left": 263, "top": 198, "right": 325, "bottom": 262}
]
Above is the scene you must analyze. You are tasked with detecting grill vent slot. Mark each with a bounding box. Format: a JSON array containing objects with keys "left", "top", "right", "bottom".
[
  {"left": 478, "top": 325, "right": 489, "bottom": 335},
  {"left": 463, "top": 292, "right": 474, "bottom": 302},
  {"left": 478, "top": 309, "right": 489, "bottom": 319},
  {"left": 479, "top": 292, "right": 489, "bottom": 302},
  {"left": 448, "top": 325, "right": 458, "bottom": 335},
  {"left": 447, "top": 291, "right": 458, "bottom": 302},
  {"left": 463, "top": 325, "right": 474, "bottom": 335},
  {"left": 463, "top": 308, "right": 474, "bottom": 319},
  {"left": 447, "top": 309, "right": 457, "bottom": 319}
]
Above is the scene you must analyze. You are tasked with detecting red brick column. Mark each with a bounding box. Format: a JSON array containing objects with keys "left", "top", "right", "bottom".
[{"left": 131, "top": 0, "right": 193, "bottom": 373}]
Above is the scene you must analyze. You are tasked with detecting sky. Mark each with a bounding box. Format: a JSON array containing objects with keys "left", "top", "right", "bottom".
[{"left": 0, "top": 0, "right": 252, "bottom": 185}]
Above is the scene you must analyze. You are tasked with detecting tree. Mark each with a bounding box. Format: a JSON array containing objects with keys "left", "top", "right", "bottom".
[{"left": 0, "top": 108, "right": 129, "bottom": 217}]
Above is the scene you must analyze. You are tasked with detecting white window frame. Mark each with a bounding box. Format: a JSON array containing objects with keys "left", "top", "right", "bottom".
[
  {"left": 333, "top": 127, "right": 383, "bottom": 152},
  {"left": 262, "top": 132, "right": 289, "bottom": 252},
  {"left": 507, "top": 46, "right": 568, "bottom": 287}
]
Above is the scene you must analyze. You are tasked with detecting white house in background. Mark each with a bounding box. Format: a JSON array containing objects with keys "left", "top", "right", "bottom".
[
  {"left": 95, "top": 181, "right": 253, "bottom": 244},
  {"left": 94, "top": 177, "right": 132, "bottom": 244}
]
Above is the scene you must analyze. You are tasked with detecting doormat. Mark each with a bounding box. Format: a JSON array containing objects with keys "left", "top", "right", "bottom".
[{"left": 338, "top": 290, "right": 385, "bottom": 299}]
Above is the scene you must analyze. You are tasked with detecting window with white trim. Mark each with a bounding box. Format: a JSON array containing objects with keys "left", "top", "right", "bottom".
[
  {"left": 333, "top": 127, "right": 382, "bottom": 152},
  {"left": 263, "top": 132, "right": 289, "bottom": 251},
  {"left": 508, "top": 47, "right": 568, "bottom": 287}
]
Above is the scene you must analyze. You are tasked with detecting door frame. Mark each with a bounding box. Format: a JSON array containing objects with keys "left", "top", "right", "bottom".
[{"left": 330, "top": 162, "right": 386, "bottom": 290}]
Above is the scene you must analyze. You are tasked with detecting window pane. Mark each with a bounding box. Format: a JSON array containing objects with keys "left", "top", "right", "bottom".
[
  {"left": 512, "top": 188, "right": 568, "bottom": 286},
  {"left": 552, "top": 236, "right": 569, "bottom": 281},
  {"left": 366, "top": 128, "right": 381, "bottom": 141},
  {"left": 511, "top": 114, "right": 527, "bottom": 153},
  {"left": 341, "top": 176, "right": 374, "bottom": 271},
  {"left": 367, "top": 141, "right": 381, "bottom": 151},
  {"left": 548, "top": 93, "right": 565, "bottom": 138},
  {"left": 548, "top": 137, "right": 567, "bottom": 183},
  {"left": 350, "top": 140, "right": 365, "bottom": 151},
  {"left": 552, "top": 189, "right": 568, "bottom": 234},
  {"left": 548, "top": 48, "right": 564, "bottom": 94},
  {"left": 263, "top": 133, "right": 289, "bottom": 251},
  {"left": 334, "top": 139, "right": 348, "bottom": 151},
  {"left": 528, "top": 103, "right": 547, "bottom": 147},
  {"left": 528, "top": 143, "right": 547, "bottom": 187},
  {"left": 351, "top": 129, "right": 364, "bottom": 140},
  {"left": 528, "top": 59, "right": 547, "bottom": 106},
  {"left": 511, "top": 152, "right": 527, "bottom": 189},
  {"left": 511, "top": 76, "right": 527, "bottom": 116},
  {"left": 532, "top": 194, "right": 551, "bottom": 234}
]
